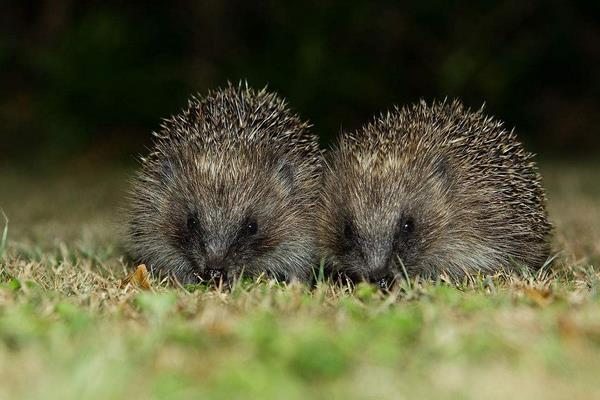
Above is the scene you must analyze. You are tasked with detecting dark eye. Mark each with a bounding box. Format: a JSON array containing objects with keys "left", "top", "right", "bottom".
[
  {"left": 244, "top": 218, "right": 258, "bottom": 236},
  {"left": 187, "top": 214, "right": 199, "bottom": 232},
  {"left": 343, "top": 220, "right": 353, "bottom": 241},
  {"left": 401, "top": 217, "right": 415, "bottom": 235}
]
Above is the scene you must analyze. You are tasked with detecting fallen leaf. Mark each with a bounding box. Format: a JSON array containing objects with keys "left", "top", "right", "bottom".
[{"left": 120, "top": 264, "right": 151, "bottom": 290}]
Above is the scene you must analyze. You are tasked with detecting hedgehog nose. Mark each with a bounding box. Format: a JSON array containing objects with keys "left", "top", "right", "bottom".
[
  {"left": 207, "top": 268, "right": 223, "bottom": 280},
  {"left": 206, "top": 258, "right": 225, "bottom": 273},
  {"left": 205, "top": 257, "right": 225, "bottom": 281},
  {"left": 373, "top": 276, "right": 393, "bottom": 290},
  {"left": 206, "top": 247, "right": 226, "bottom": 266},
  {"left": 205, "top": 251, "right": 226, "bottom": 278}
]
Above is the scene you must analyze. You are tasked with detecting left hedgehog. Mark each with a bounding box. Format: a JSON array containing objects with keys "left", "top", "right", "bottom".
[{"left": 126, "top": 83, "right": 321, "bottom": 284}]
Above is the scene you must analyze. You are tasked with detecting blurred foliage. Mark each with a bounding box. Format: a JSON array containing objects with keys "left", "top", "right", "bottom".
[{"left": 1, "top": 0, "right": 599, "bottom": 166}]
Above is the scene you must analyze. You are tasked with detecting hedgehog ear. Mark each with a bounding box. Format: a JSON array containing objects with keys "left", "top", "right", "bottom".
[
  {"left": 276, "top": 161, "right": 296, "bottom": 193},
  {"left": 434, "top": 156, "right": 454, "bottom": 191}
]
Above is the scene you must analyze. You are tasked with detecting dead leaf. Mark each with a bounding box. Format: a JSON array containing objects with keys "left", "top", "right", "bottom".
[{"left": 120, "top": 264, "right": 151, "bottom": 290}]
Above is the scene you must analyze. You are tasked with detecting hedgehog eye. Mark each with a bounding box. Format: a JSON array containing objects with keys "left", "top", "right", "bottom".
[
  {"left": 187, "top": 214, "right": 200, "bottom": 232},
  {"left": 343, "top": 221, "right": 354, "bottom": 241},
  {"left": 243, "top": 218, "right": 258, "bottom": 236},
  {"left": 401, "top": 217, "right": 415, "bottom": 235}
]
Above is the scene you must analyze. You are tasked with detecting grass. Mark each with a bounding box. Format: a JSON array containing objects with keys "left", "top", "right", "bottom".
[
  {"left": 0, "top": 162, "right": 599, "bottom": 400},
  {"left": 0, "top": 210, "right": 7, "bottom": 259}
]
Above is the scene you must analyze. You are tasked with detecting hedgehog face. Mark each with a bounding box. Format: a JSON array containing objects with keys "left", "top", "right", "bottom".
[
  {"left": 333, "top": 208, "right": 422, "bottom": 288},
  {"left": 319, "top": 149, "right": 453, "bottom": 288},
  {"left": 129, "top": 150, "right": 315, "bottom": 284}
]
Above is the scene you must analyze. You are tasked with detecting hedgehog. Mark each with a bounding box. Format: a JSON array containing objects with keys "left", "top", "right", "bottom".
[
  {"left": 126, "top": 83, "right": 321, "bottom": 284},
  {"left": 317, "top": 100, "right": 552, "bottom": 287}
]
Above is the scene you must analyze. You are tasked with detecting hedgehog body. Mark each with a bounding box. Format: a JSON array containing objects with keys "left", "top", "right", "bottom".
[
  {"left": 127, "top": 84, "right": 321, "bottom": 284},
  {"left": 318, "top": 100, "right": 552, "bottom": 286}
]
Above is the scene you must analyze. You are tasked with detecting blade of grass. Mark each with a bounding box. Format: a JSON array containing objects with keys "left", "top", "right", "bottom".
[
  {"left": 538, "top": 252, "right": 561, "bottom": 277},
  {"left": 312, "top": 259, "right": 326, "bottom": 284},
  {"left": 397, "top": 256, "right": 412, "bottom": 291},
  {"left": 318, "top": 259, "right": 325, "bottom": 283},
  {"left": 0, "top": 209, "right": 8, "bottom": 260}
]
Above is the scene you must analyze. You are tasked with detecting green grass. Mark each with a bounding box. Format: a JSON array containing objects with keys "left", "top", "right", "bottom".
[
  {"left": 0, "top": 162, "right": 599, "bottom": 399},
  {"left": 0, "top": 210, "right": 7, "bottom": 260}
]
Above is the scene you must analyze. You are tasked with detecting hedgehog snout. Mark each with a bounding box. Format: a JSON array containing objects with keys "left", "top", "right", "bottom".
[
  {"left": 207, "top": 268, "right": 224, "bottom": 280},
  {"left": 205, "top": 252, "right": 226, "bottom": 272},
  {"left": 365, "top": 251, "right": 391, "bottom": 275},
  {"left": 361, "top": 242, "right": 395, "bottom": 278},
  {"left": 193, "top": 245, "right": 227, "bottom": 281}
]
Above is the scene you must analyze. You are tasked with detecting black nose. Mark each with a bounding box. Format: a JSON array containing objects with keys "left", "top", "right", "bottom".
[
  {"left": 206, "top": 268, "right": 223, "bottom": 280},
  {"left": 204, "top": 251, "right": 226, "bottom": 281},
  {"left": 370, "top": 274, "right": 394, "bottom": 290},
  {"left": 375, "top": 277, "right": 389, "bottom": 290}
]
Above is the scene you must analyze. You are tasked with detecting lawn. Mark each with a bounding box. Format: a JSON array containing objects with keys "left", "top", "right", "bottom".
[{"left": 0, "top": 162, "right": 599, "bottom": 400}]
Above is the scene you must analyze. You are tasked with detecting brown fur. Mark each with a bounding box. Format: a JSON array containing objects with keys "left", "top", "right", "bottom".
[{"left": 318, "top": 100, "right": 552, "bottom": 285}]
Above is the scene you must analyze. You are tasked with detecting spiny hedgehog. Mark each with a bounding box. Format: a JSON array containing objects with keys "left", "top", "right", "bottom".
[
  {"left": 126, "top": 83, "right": 321, "bottom": 284},
  {"left": 318, "top": 100, "right": 552, "bottom": 287}
]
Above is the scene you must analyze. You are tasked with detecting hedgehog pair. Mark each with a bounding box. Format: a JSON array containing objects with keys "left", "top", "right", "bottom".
[{"left": 127, "top": 84, "right": 551, "bottom": 286}]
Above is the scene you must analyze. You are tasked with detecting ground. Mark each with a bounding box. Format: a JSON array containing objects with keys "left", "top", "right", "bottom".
[{"left": 0, "top": 161, "right": 599, "bottom": 400}]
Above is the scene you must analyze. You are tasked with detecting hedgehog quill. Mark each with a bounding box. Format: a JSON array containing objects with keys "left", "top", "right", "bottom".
[
  {"left": 318, "top": 100, "right": 552, "bottom": 287},
  {"left": 126, "top": 84, "right": 321, "bottom": 284}
]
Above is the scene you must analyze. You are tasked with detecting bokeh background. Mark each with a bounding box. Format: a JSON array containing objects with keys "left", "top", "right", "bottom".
[{"left": 1, "top": 0, "right": 599, "bottom": 170}]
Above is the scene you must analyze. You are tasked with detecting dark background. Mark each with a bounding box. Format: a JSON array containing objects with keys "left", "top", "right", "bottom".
[{"left": 1, "top": 1, "right": 599, "bottom": 169}]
